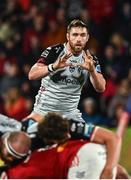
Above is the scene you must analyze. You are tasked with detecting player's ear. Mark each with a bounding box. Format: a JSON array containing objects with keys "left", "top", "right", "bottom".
[
  {"left": 87, "top": 34, "right": 89, "bottom": 42},
  {"left": 66, "top": 32, "right": 69, "bottom": 41}
]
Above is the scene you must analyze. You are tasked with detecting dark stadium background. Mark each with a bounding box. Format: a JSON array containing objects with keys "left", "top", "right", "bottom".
[{"left": 0, "top": 0, "right": 131, "bottom": 174}]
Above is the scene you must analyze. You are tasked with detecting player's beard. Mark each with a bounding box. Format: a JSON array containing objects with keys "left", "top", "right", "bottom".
[{"left": 69, "top": 42, "right": 86, "bottom": 55}]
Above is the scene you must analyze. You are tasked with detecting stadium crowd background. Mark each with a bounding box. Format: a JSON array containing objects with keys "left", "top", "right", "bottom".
[{"left": 0, "top": 0, "right": 131, "bottom": 127}]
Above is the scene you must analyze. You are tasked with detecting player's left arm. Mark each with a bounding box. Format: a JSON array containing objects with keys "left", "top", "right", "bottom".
[
  {"left": 89, "top": 70, "right": 106, "bottom": 92},
  {"left": 117, "top": 95, "right": 131, "bottom": 138},
  {"left": 91, "top": 127, "right": 122, "bottom": 179},
  {"left": 69, "top": 120, "right": 121, "bottom": 179},
  {"left": 87, "top": 51, "right": 106, "bottom": 92},
  {"left": 77, "top": 50, "right": 106, "bottom": 92}
]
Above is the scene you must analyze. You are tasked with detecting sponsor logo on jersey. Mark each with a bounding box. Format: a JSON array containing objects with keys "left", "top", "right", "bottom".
[
  {"left": 69, "top": 66, "right": 75, "bottom": 73},
  {"left": 76, "top": 171, "right": 86, "bottom": 178},
  {"left": 50, "top": 69, "right": 85, "bottom": 85},
  {"left": 55, "top": 46, "right": 62, "bottom": 53},
  {"left": 41, "top": 50, "right": 49, "bottom": 58}
]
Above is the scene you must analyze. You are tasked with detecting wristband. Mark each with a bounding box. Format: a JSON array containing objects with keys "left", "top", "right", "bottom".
[{"left": 48, "top": 64, "right": 56, "bottom": 73}]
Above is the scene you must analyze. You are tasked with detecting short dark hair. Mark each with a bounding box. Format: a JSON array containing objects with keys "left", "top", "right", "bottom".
[
  {"left": 67, "top": 19, "right": 88, "bottom": 32},
  {"left": 38, "top": 112, "right": 69, "bottom": 145}
]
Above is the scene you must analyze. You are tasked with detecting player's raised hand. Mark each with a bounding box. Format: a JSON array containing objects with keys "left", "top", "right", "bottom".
[
  {"left": 77, "top": 50, "right": 95, "bottom": 72},
  {"left": 53, "top": 53, "right": 72, "bottom": 70}
]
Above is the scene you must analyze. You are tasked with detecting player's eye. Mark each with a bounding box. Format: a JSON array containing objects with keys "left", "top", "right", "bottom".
[
  {"left": 72, "top": 33, "right": 78, "bottom": 36},
  {"left": 81, "top": 33, "right": 86, "bottom": 37}
]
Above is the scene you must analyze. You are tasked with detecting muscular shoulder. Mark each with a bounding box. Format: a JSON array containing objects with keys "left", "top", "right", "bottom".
[{"left": 40, "top": 44, "right": 64, "bottom": 65}]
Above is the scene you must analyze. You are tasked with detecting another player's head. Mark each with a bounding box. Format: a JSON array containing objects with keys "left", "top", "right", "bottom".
[
  {"left": 116, "top": 165, "right": 131, "bottom": 179},
  {"left": 38, "top": 112, "right": 70, "bottom": 145},
  {"left": 66, "top": 19, "right": 89, "bottom": 54},
  {"left": 1, "top": 131, "right": 31, "bottom": 163}
]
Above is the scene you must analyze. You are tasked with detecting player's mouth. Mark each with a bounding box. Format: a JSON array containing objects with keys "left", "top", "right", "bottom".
[
  {"left": 75, "top": 45, "right": 82, "bottom": 49},
  {"left": 76, "top": 44, "right": 82, "bottom": 46}
]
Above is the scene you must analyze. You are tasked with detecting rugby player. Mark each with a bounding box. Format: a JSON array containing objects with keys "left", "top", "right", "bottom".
[{"left": 3, "top": 113, "right": 129, "bottom": 179}]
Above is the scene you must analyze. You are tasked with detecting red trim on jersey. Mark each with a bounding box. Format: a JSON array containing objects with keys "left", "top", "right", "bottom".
[{"left": 37, "top": 57, "right": 46, "bottom": 64}]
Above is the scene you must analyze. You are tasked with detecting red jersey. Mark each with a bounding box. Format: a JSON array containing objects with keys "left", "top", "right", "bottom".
[{"left": 6, "top": 140, "right": 89, "bottom": 179}]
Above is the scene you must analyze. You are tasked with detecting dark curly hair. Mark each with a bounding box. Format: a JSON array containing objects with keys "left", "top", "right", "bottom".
[{"left": 38, "top": 112, "right": 70, "bottom": 145}]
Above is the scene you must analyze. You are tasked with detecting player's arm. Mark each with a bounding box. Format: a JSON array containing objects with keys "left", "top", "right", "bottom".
[
  {"left": 28, "top": 63, "right": 48, "bottom": 80},
  {"left": 69, "top": 120, "right": 121, "bottom": 179},
  {"left": 92, "top": 127, "right": 122, "bottom": 179},
  {"left": 117, "top": 111, "right": 130, "bottom": 138},
  {"left": 89, "top": 70, "right": 106, "bottom": 92},
  {"left": 28, "top": 53, "right": 72, "bottom": 80},
  {"left": 0, "top": 114, "right": 22, "bottom": 135},
  {"left": 77, "top": 50, "right": 106, "bottom": 92},
  {"left": 117, "top": 95, "right": 131, "bottom": 138},
  {"left": 88, "top": 51, "right": 106, "bottom": 92},
  {"left": 28, "top": 44, "right": 72, "bottom": 80}
]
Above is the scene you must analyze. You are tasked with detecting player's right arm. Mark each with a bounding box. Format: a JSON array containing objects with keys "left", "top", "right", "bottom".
[
  {"left": 28, "top": 44, "right": 72, "bottom": 80},
  {"left": 28, "top": 63, "right": 48, "bottom": 80}
]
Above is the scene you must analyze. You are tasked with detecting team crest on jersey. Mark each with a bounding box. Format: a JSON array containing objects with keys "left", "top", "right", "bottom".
[{"left": 69, "top": 66, "right": 75, "bottom": 73}]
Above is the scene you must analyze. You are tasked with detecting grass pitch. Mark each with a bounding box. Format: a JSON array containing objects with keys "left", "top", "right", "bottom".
[{"left": 119, "top": 127, "right": 131, "bottom": 174}]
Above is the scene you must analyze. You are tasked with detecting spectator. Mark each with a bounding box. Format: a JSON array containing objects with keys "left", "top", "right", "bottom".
[
  {"left": 0, "top": 62, "right": 20, "bottom": 97},
  {"left": 42, "top": 17, "right": 66, "bottom": 48},
  {"left": 3, "top": 86, "right": 30, "bottom": 121},
  {"left": 82, "top": 97, "right": 108, "bottom": 126},
  {"left": 107, "top": 79, "right": 130, "bottom": 120},
  {"left": 22, "top": 13, "right": 46, "bottom": 55}
]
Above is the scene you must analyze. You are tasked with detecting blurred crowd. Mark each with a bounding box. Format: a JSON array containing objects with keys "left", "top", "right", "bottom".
[{"left": 0, "top": 0, "right": 131, "bottom": 127}]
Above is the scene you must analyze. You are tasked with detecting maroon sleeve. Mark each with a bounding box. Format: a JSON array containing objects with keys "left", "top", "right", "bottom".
[
  {"left": 36, "top": 44, "right": 64, "bottom": 65},
  {"left": 37, "top": 57, "right": 46, "bottom": 64}
]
